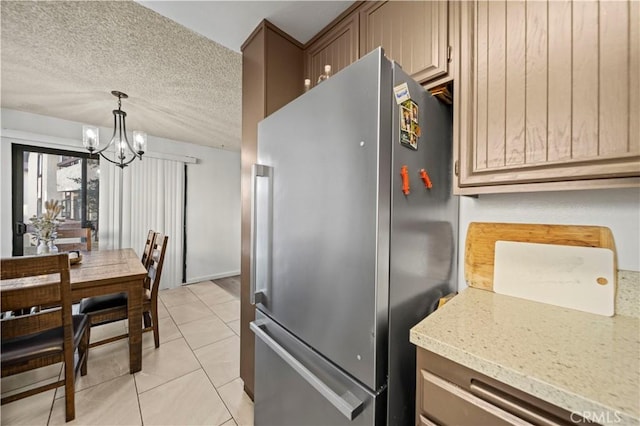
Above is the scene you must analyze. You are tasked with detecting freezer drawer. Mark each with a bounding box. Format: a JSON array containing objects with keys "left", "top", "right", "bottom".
[{"left": 252, "top": 311, "right": 383, "bottom": 426}]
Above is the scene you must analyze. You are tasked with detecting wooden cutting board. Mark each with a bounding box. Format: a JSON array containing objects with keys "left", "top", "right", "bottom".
[
  {"left": 493, "top": 241, "right": 615, "bottom": 316},
  {"left": 465, "top": 222, "right": 617, "bottom": 291}
]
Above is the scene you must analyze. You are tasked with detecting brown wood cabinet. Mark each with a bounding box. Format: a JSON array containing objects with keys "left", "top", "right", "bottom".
[
  {"left": 359, "top": 1, "right": 449, "bottom": 85},
  {"left": 454, "top": 0, "right": 640, "bottom": 194},
  {"left": 304, "top": 8, "right": 359, "bottom": 87},
  {"left": 416, "top": 348, "right": 591, "bottom": 425},
  {"left": 240, "top": 20, "right": 303, "bottom": 398},
  {"left": 303, "top": 1, "right": 453, "bottom": 89}
]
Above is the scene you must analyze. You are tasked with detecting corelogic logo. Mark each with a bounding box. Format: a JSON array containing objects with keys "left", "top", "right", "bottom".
[{"left": 571, "top": 410, "right": 623, "bottom": 424}]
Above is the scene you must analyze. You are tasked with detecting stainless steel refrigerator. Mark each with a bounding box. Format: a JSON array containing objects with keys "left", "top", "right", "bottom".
[{"left": 250, "top": 48, "right": 458, "bottom": 426}]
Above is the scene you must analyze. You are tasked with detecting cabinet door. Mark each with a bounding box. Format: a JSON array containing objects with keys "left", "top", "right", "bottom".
[
  {"left": 304, "top": 11, "right": 359, "bottom": 87},
  {"left": 359, "top": 1, "right": 449, "bottom": 84},
  {"left": 456, "top": 0, "right": 640, "bottom": 193}
]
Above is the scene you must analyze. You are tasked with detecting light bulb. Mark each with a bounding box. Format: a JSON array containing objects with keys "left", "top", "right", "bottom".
[{"left": 118, "top": 139, "right": 126, "bottom": 159}]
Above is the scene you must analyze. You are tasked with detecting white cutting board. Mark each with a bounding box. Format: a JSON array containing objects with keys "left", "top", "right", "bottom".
[{"left": 493, "top": 241, "right": 615, "bottom": 316}]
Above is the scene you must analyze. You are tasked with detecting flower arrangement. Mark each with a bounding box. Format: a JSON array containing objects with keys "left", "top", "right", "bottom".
[{"left": 30, "top": 199, "right": 64, "bottom": 243}]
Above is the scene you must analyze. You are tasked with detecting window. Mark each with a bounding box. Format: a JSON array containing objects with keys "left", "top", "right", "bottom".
[{"left": 11, "top": 144, "right": 99, "bottom": 255}]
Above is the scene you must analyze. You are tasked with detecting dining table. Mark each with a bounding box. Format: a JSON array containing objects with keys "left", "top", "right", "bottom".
[{"left": 1, "top": 248, "right": 148, "bottom": 373}]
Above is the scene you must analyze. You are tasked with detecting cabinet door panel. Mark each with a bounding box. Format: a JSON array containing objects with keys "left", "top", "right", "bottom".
[
  {"left": 572, "top": 0, "right": 599, "bottom": 159},
  {"left": 599, "top": 0, "right": 629, "bottom": 155},
  {"left": 457, "top": 0, "right": 640, "bottom": 191},
  {"left": 486, "top": 1, "right": 506, "bottom": 168},
  {"left": 525, "top": 0, "right": 547, "bottom": 164},
  {"left": 547, "top": 0, "right": 572, "bottom": 162},
  {"left": 305, "top": 12, "right": 359, "bottom": 87},
  {"left": 504, "top": 1, "right": 526, "bottom": 166},
  {"left": 474, "top": 1, "right": 488, "bottom": 170},
  {"left": 360, "top": 1, "right": 448, "bottom": 84}
]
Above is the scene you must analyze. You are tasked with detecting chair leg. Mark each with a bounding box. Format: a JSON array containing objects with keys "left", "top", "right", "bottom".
[
  {"left": 151, "top": 301, "right": 160, "bottom": 348},
  {"left": 143, "top": 311, "right": 152, "bottom": 328},
  {"left": 80, "top": 326, "right": 90, "bottom": 376},
  {"left": 64, "top": 352, "right": 76, "bottom": 421}
]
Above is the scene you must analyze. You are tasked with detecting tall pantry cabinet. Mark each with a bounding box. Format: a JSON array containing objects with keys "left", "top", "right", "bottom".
[
  {"left": 240, "top": 21, "right": 304, "bottom": 398},
  {"left": 455, "top": 0, "right": 640, "bottom": 194}
]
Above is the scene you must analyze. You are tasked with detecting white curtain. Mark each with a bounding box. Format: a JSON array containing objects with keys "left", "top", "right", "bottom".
[{"left": 99, "top": 156, "right": 185, "bottom": 290}]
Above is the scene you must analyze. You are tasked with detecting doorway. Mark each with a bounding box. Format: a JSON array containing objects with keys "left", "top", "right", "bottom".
[{"left": 11, "top": 144, "right": 99, "bottom": 256}]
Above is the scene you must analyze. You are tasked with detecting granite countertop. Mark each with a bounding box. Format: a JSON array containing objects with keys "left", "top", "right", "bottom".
[{"left": 409, "top": 271, "right": 640, "bottom": 426}]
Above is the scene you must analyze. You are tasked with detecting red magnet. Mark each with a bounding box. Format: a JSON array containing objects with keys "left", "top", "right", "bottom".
[
  {"left": 400, "top": 165, "right": 410, "bottom": 195},
  {"left": 420, "top": 168, "right": 432, "bottom": 189}
]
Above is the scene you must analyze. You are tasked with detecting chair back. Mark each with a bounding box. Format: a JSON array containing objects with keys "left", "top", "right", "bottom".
[
  {"left": 1, "top": 253, "right": 88, "bottom": 421},
  {"left": 56, "top": 227, "right": 92, "bottom": 252},
  {"left": 1, "top": 254, "right": 72, "bottom": 345},
  {"left": 141, "top": 230, "right": 156, "bottom": 269},
  {"left": 145, "top": 234, "right": 168, "bottom": 296}
]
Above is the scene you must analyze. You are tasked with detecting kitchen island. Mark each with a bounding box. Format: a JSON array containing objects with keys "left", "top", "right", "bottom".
[{"left": 410, "top": 272, "right": 640, "bottom": 426}]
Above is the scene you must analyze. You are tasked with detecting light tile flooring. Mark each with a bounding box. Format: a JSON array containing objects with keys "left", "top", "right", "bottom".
[{"left": 1, "top": 276, "right": 254, "bottom": 426}]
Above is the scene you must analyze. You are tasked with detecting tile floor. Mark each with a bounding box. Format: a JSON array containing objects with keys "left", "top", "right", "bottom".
[{"left": 0, "top": 276, "right": 254, "bottom": 426}]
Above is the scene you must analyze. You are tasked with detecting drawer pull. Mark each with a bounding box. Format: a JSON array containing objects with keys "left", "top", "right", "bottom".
[{"left": 470, "top": 380, "right": 564, "bottom": 426}]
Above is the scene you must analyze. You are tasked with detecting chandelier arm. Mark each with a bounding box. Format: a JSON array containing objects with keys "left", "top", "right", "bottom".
[
  {"left": 98, "top": 151, "right": 127, "bottom": 168},
  {"left": 119, "top": 153, "right": 139, "bottom": 167},
  {"left": 92, "top": 112, "right": 119, "bottom": 156},
  {"left": 98, "top": 149, "right": 138, "bottom": 168},
  {"left": 120, "top": 112, "right": 138, "bottom": 159}
]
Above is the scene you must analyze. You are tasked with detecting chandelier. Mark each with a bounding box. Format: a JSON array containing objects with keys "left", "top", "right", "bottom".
[{"left": 82, "top": 91, "right": 147, "bottom": 168}]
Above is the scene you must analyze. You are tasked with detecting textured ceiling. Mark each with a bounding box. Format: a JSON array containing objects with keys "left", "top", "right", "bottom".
[{"left": 1, "top": 0, "right": 242, "bottom": 150}]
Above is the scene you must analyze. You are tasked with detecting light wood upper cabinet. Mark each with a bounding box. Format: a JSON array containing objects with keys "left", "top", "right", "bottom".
[
  {"left": 359, "top": 1, "right": 449, "bottom": 84},
  {"left": 304, "top": 11, "right": 359, "bottom": 87},
  {"left": 455, "top": 0, "right": 640, "bottom": 193}
]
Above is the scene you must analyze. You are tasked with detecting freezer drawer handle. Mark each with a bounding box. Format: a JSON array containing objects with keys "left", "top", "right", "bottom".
[{"left": 250, "top": 321, "right": 365, "bottom": 421}]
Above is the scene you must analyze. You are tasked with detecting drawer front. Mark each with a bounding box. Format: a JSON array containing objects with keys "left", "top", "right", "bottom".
[
  {"left": 418, "top": 369, "right": 532, "bottom": 426},
  {"left": 417, "top": 349, "right": 589, "bottom": 425},
  {"left": 418, "top": 414, "right": 438, "bottom": 426},
  {"left": 253, "top": 311, "right": 380, "bottom": 426}
]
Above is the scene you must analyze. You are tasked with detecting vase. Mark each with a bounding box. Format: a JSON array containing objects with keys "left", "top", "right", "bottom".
[
  {"left": 37, "top": 240, "right": 49, "bottom": 255},
  {"left": 48, "top": 240, "right": 58, "bottom": 254}
]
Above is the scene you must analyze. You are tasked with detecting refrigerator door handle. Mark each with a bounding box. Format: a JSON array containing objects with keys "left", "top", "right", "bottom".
[
  {"left": 251, "top": 321, "right": 365, "bottom": 421},
  {"left": 250, "top": 164, "right": 271, "bottom": 305}
]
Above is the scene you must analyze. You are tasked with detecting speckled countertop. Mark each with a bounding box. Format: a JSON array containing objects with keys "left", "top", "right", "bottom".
[{"left": 410, "top": 271, "right": 640, "bottom": 426}]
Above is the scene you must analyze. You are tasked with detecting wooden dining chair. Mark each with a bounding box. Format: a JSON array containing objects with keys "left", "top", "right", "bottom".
[
  {"left": 56, "top": 227, "right": 92, "bottom": 252},
  {"left": 141, "top": 230, "right": 157, "bottom": 269},
  {"left": 1, "top": 253, "right": 90, "bottom": 422},
  {"left": 79, "top": 234, "right": 169, "bottom": 349}
]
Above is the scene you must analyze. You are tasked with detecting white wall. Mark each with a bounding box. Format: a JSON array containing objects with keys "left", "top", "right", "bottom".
[
  {"left": 0, "top": 109, "right": 240, "bottom": 282},
  {"left": 457, "top": 188, "right": 640, "bottom": 290}
]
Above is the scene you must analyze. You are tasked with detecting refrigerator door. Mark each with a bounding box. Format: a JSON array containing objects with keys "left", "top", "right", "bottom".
[
  {"left": 386, "top": 63, "right": 458, "bottom": 425},
  {"left": 252, "top": 311, "right": 382, "bottom": 426},
  {"left": 254, "top": 48, "right": 392, "bottom": 390}
]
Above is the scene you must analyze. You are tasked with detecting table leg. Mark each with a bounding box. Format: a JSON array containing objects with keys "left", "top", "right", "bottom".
[{"left": 127, "top": 280, "right": 143, "bottom": 373}]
